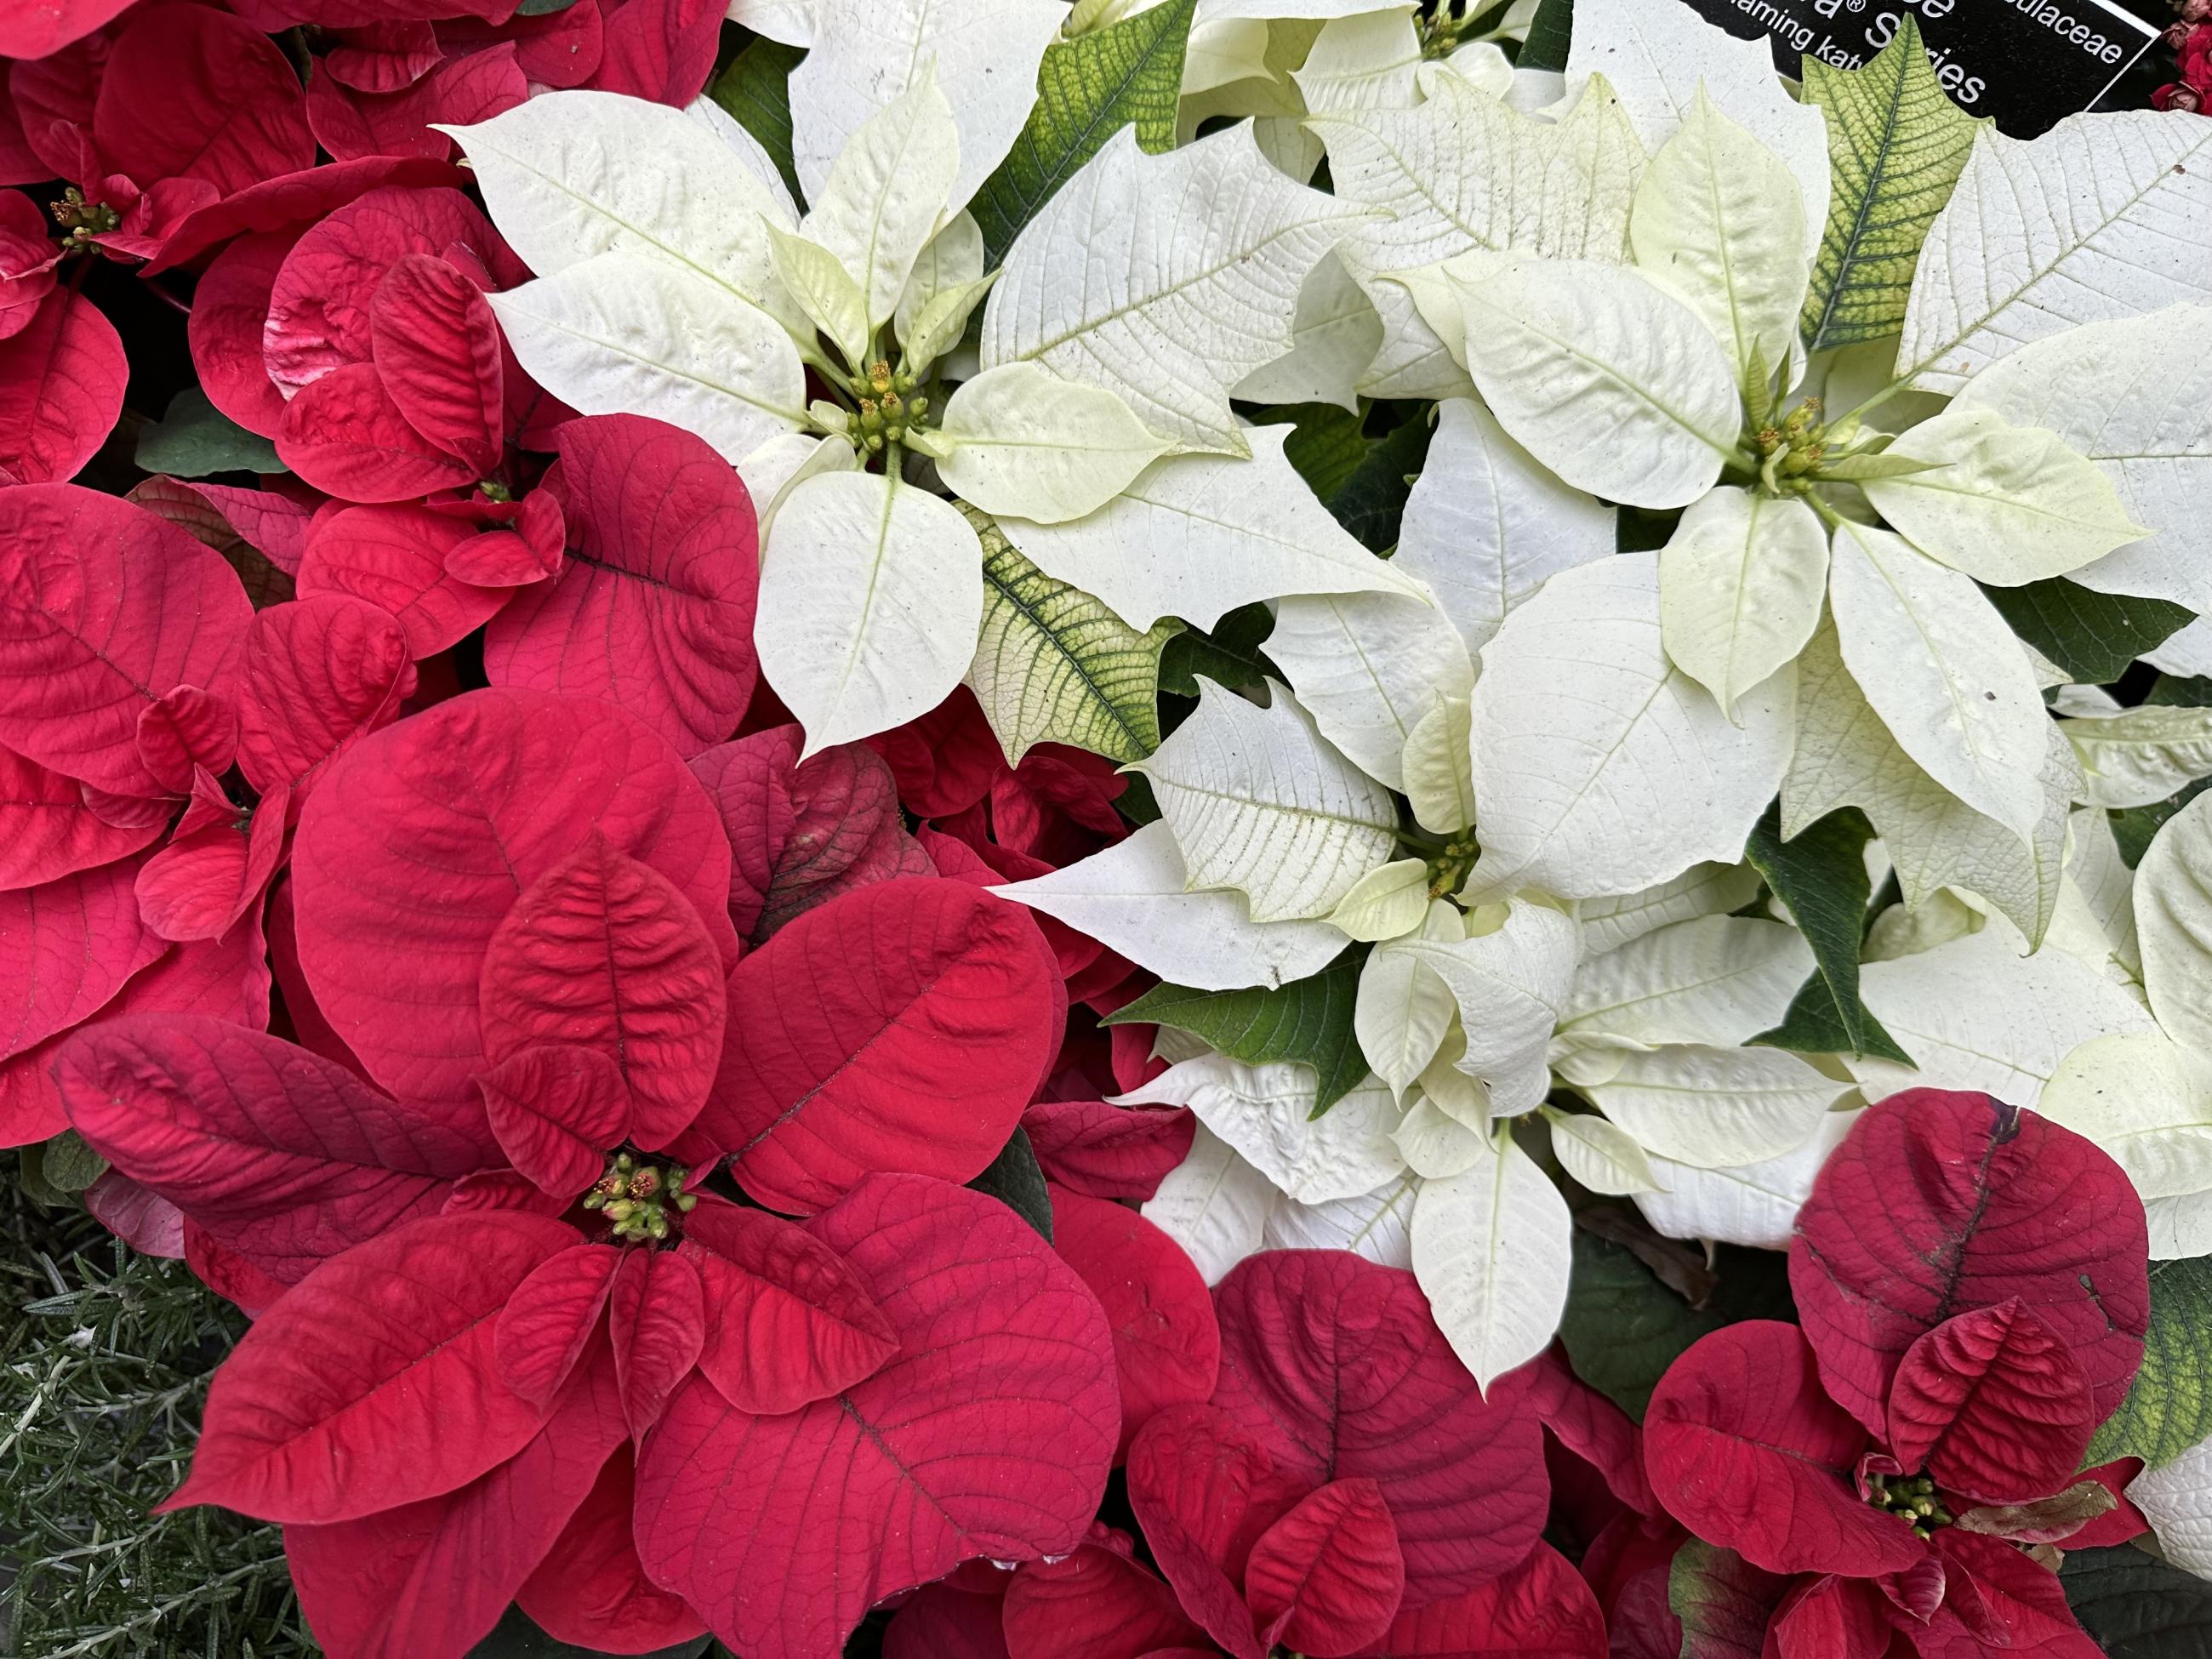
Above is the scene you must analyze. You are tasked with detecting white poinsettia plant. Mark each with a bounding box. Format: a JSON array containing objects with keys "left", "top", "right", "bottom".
[{"left": 450, "top": 0, "right": 2212, "bottom": 1571}]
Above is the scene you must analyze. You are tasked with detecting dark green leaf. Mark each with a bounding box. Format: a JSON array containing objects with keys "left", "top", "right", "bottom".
[
  {"left": 516, "top": 0, "right": 584, "bottom": 14},
  {"left": 970, "top": 0, "right": 1195, "bottom": 265},
  {"left": 1559, "top": 1230, "right": 1793, "bottom": 1420},
  {"left": 468, "top": 1607, "right": 714, "bottom": 1658},
  {"left": 1984, "top": 579, "right": 2194, "bottom": 685},
  {"left": 134, "top": 389, "right": 283, "bottom": 479},
  {"left": 2088, "top": 1257, "right": 2212, "bottom": 1472},
  {"left": 16, "top": 1143, "right": 66, "bottom": 1210},
  {"left": 42, "top": 1131, "right": 108, "bottom": 1196},
  {"left": 2112, "top": 778, "right": 2212, "bottom": 868},
  {"left": 1325, "top": 409, "right": 1432, "bottom": 552},
  {"left": 966, "top": 1127, "right": 1053, "bottom": 1241},
  {"left": 1255, "top": 402, "right": 1373, "bottom": 503},
  {"left": 1106, "top": 946, "right": 1369, "bottom": 1113},
  {"left": 2061, "top": 1545, "right": 2212, "bottom": 1657},
  {"left": 2151, "top": 676, "right": 2212, "bottom": 710},
  {"left": 1518, "top": 0, "right": 1573, "bottom": 73},
  {"left": 1799, "top": 17, "right": 1985, "bottom": 352},
  {"left": 710, "top": 39, "right": 805, "bottom": 207},
  {"left": 1745, "top": 803, "right": 1911, "bottom": 1063},
  {"left": 1669, "top": 1540, "right": 1787, "bottom": 1659},
  {"left": 1159, "top": 601, "right": 1277, "bottom": 698}
]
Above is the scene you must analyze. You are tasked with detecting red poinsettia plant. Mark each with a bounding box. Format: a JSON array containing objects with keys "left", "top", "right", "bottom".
[{"left": 1630, "top": 1089, "right": 2154, "bottom": 1657}]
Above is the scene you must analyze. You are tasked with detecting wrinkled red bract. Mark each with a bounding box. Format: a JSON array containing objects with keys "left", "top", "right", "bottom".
[
  {"left": 1126, "top": 1404, "right": 1298, "bottom": 1659},
  {"left": 477, "top": 832, "right": 727, "bottom": 1149},
  {"left": 277, "top": 361, "right": 484, "bottom": 501},
  {"left": 1359, "top": 1541, "right": 1605, "bottom": 1657},
  {"left": 700, "top": 876, "right": 1060, "bottom": 1212},
  {"left": 238, "top": 595, "right": 417, "bottom": 801},
  {"left": 308, "top": 45, "right": 529, "bottom": 163},
  {"left": 1245, "top": 1478, "right": 1405, "bottom": 1656},
  {"left": 1051, "top": 1185, "right": 1220, "bottom": 1458},
  {"left": 283, "top": 1337, "right": 625, "bottom": 1659},
  {"left": 1788, "top": 1089, "right": 2148, "bottom": 1438},
  {"left": 133, "top": 781, "right": 288, "bottom": 944},
  {"left": 0, "top": 289, "right": 125, "bottom": 487},
  {"left": 484, "top": 415, "right": 760, "bottom": 759},
  {"left": 0, "top": 485, "right": 252, "bottom": 799},
  {"left": 94, "top": 5, "right": 314, "bottom": 197},
  {"left": 633, "top": 1174, "right": 1119, "bottom": 1659},
  {"left": 496, "top": 1243, "right": 622, "bottom": 1411},
  {"left": 55, "top": 1015, "right": 499, "bottom": 1285},
  {"left": 0, "top": 744, "right": 160, "bottom": 890},
  {"left": 168, "top": 1211, "right": 576, "bottom": 1524},
  {"left": 690, "top": 723, "right": 933, "bottom": 944},
  {"left": 1208, "top": 1251, "right": 1550, "bottom": 1605},
  {"left": 0, "top": 856, "right": 164, "bottom": 1063},
  {"left": 1643, "top": 1320, "right": 1923, "bottom": 1578},
  {"left": 299, "top": 504, "right": 510, "bottom": 657},
  {"left": 370, "top": 253, "right": 505, "bottom": 470},
  {"left": 476, "top": 1044, "right": 630, "bottom": 1198},
  {"left": 1024, "top": 1099, "right": 1199, "bottom": 1201},
  {"left": 1884, "top": 1300, "right": 2099, "bottom": 1507},
  {"left": 607, "top": 1243, "right": 704, "bottom": 1436},
  {"left": 680, "top": 1198, "right": 898, "bottom": 1415},
  {"left": 291, "top": 687, "right": 735, "bottom": 1109}
]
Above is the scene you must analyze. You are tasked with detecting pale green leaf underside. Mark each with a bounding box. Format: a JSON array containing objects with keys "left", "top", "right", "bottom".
[
  {"left": 1799, "top": 18, "right": 1981, "bottom": 352},
  {"left": 965, "top": 508, "right": 1178, "bottom": 766}
]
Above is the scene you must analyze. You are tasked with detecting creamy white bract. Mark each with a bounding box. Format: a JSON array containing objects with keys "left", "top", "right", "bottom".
[{"left": 476, "top": 0, "right": 2212, "bottom": 1565}]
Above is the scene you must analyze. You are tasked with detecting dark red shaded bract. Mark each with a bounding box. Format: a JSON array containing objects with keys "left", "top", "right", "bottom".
[
  {"left": 701, "top": 877, "right": 1060, "bottom": 1213},
  {"left": 1884, "top": 1300, "right": 2099, "bottom": 1507},
  {"left": 1, "top": 856, "right": 164, "bottom": 1064},
  {"left": 632, "top": 1174, "right": 1119, "bottom": 1659},
  {"left": 1788, "top": 1089, "right": 2148, "bottom": 1438},
  {"left": 1245, "top": 1477, "right": 1404, "bottom": 1656},
  {"left": 476, "top": 1044, "right": 630, "bottom": 1197},
  {"left": 1001, "top": 1539, "right": 1211, "bottom": 1659},
  {"left": 518, "top": 1446, "right": 708, "bottom": 1652},
  {"left": 1023, "top": 1099, "right": 1196, "bottom": 1200}
]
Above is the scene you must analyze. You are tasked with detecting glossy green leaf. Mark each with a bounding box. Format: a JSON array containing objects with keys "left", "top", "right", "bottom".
[
  {"left": 135, "top": 389, "right": 284, "bottom": 479},
  {"left": 1158, "top": 602, "right": 1277, "bottom": 698},
  {"left": 2087, "top": 1257, "right": 2212, "bottom": 1472},
  {"left": 966, "top": 1127, "right": 1053, "bottom": 1242},
  {"left": 1746, "top": 803, "right": 1911, "bottom": 1063},
  {"left": 1326, "top": 408, "right": 1433, "bottom": 553},
  {"left": 1799, "top": 17, "right": 1983, "bottom": 352},
  {"left": 1263, "top": 403, "right": 1374, "bottom": 505},
  {"left": 1519, "top": 0, "right": 1574, "bottom": 73},
  {"left": 710, "top": 38, "right": 805, "bottom": 206},
  {"left": 2112, "top": 780, "right": 2212, "bottom": 869},
  {"left": 1558, "top": 1229, "right": 1793, "bottom": 1420},
  {"left": 2061, "top": 1545, "right": 2212, "bottom": 1658},
  {"left": 1106, "top": 945, "right": 1371, "bottom": 1113},
  {"left": 966, "top": 508, "right": 1178, "bottom": 765},
  {"left": 969, "top": 0, "right": 1195, "bottom": 265},
  {"left": 41, "top": 1131, "right": 108, "bottom": 1196},
  {"left": 1983, "top": 579, "right": 2194, "bottom": 685}
]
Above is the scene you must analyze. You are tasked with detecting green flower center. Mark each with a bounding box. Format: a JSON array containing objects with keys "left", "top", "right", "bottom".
[
  {"left": 849, "top": 358, "right": 932, "bottom": 453},
  {"left": 582, "top": 1151, "right": 699, "bottom": 1243},
  {"left": 1865, "top": 1470, "right": 1951, "bottom": 1538}
]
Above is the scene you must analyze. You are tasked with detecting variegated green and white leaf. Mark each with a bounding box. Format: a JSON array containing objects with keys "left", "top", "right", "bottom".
[
  {"left": 1629, "top": 90, "right": 1810, "bottom": 386},
  {"left": 1394, "top": 398, "right": 1616, "bottom": 658},
  {"left": 965, "top": 510, "right": 1177, "bottom": 766},
  {"left": 1863, "top": 405, "right": 2148, "bottom": 587},
  {"left": 998, "top": 425, "right": 1426, "bottom": 631},
  {"left": 2063, "top": 706, "right": 2212, "bottom": 811},
  {"left": 2042, "top": 1030, "right": 2212, "bottom": 1202},
  {"left": 489, "top": 253, "right": 807, "bottom": 465},
  {"left": 1586, "top": 1045, "right": 1845, "bottom": 1169},
  {"left": 1468, "top": 552, "right": 1796, "bottom": 902},
  {"left": 1896, "top": 111, "right": 2212, "bottom": 392},
  {"left": 1411, "top": 1132, "right": 1572, "bottom": 1392},
  {"left": 1658, "top": 487, "right": 1828, "bottom": 721},
  {"left": 1267, "top": 590, "right": 1473, "bottom": 790},
  {"left": 991, "top": 821, "right": 1348, "bottom": 992},
  {"left": 1116, "top": 1053, "right": 1405, "bottom": 1203},
  {"left": 789, "top": 0, "right": 1063, "bottom": 211},
  {"left": 757, "top": 470, "right": 983, "bottom": 755},
  {"left": 936, "top": 363, "right": 1172, "bottom": 524},
  {"left": 1140, "top": 1123, "right": 1274, "bottom": 1283},
  {"left": 1953, "top": 307, "right": 2212, "bottom": 613},
  {"left": 982, "top": 124, "right": 1369, "bottom": 454},
  {"left": 1826, "top": 520, "right": 2050, "bottom": 841},
  {"left": 1425, "top": 254, "right": 1743, "bottom": 510},
  {"left": 1784, "top": 618, "right": 2072, "bottom": 949},
  {"left": 1135, "top": 681, "right": 1400, "bottom": 922}
]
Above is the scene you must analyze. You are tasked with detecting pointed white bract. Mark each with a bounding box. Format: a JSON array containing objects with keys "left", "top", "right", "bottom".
[
  {"left": 1267, "top": 590, "right": 1473, "bottom": 791},
  {"left": 1659, "top": 488, "right": 1829, "bottom": 721},
  {"left": 1398, "top": 900, "right": 1582, "bottom": 1118},
  {"left": 1141, "top": 1124, "right": 1276, "bottom": 1285},
  {"left": 1116, "top": 1054, "right": 1406, "bottom": 1204},
  {"left": 1411, "top": 1132, "right": 1572, "bottom": 1392}
]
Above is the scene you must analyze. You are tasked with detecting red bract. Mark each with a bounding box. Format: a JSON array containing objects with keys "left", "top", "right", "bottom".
[
  {"left": 91, "top": 5, "right": 312, "bottom": 200},
  {"left": 698, "top": 875, "right": 1063, "bottom": 1211},
  {"left": 634, "top": 1173, "right": 1120, "bottom": 1659},
  {"left": 1021, "top": 1097, "right": 1196, "bottom": 1200},
  {"left": 0, "top": 288, "right": 125, "bottom": 485},
  {"left": 236, "top": 595, "right": 417, "bottom": 803},
  {"left": 691, "top": 722, "right": 935, "bottom": 944},
  {"left": 483, "top": 414, "right": 761, "bottom": 758},
  {"left": 0, "top": 485, "right": 251, "bottom": 801},
  {"left": 1788, "top": 1088, "right": 2148, "bottom": 1437},
  {"left": 0, "top": 0, "right": 136, "bottom": 60},
  {"left": 306, "top": 45, "right": 528, "bottom": 163},
  {"left": 299, "top": 504, "right": 510, "bottom": 656},
  {"left": 290, "top": 687, "right": 736, "bottom": 1109}
]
